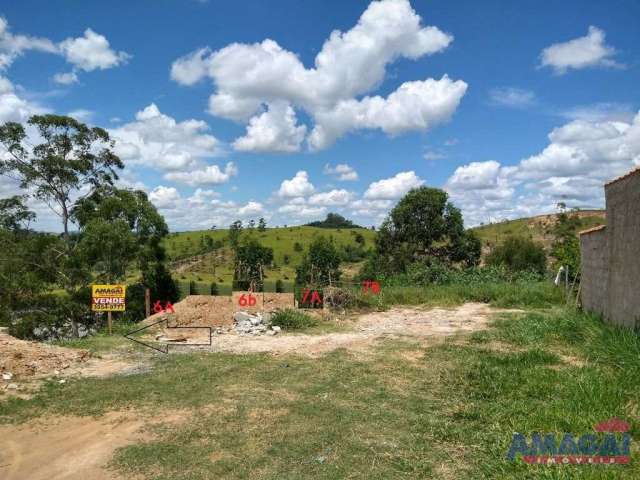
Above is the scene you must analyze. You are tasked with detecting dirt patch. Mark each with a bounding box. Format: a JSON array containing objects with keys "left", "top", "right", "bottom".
[
  {"left": 146, "top": 293, "right": 295, "bottom": 329},
  {"left": 0, "top": 330, "right": 90, "bottom": 378},
  {"left": 0, "top": 409, "right": 191, "bottom": 480},
  {"left": 204, "top": 303, "right": 519, "bottom": 356}
]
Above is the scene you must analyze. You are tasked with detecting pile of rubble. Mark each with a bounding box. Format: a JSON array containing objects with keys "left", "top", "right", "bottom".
[
  {"left": 232, "top": 311, "right": 281, "bottom": 336},
  {"left": 0, "top": 328, "right": 90, "bottom": 392}
]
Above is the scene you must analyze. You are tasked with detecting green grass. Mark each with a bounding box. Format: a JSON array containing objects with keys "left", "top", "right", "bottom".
[
  {"left": 3, "top": 305, "right": 638, "bottom": 478},
  {"left": 163, "top": 226, "right": 376, "bottom": 289},
  {"left": 271, "top": 309, "right": 318, "bottom": 330},
  {"left": 352, "top": 280, "right": 565, "bottom": 310}
]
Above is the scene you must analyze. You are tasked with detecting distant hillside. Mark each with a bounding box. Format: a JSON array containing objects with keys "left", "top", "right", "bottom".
[
  {"left": 162, "top": 225, "right": 376, "bottom": 291},
  {"left": 305, "top": 213, "right": 362, "bottom": 229},
  {"left": 471, "top": 210, "right": 606, "bottom": 250}
]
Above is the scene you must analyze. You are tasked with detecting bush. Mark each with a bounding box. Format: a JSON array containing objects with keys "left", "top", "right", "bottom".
[
  {"left": 275, "top": 279, "right": 284, "bottom": 293},
  {"left": 271, "top": 309, "right": 317, "bottom": 330},
  {"left": 210, "top": 282, "right": 219, "bottom": 295},
  {"left": 486, "top": 236, "right": 546, "bottom": 275}
]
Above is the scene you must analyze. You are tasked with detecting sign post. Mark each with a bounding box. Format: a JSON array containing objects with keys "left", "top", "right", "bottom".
[{"left": 91, "top": 284, "right": 126, "bottom": 335}]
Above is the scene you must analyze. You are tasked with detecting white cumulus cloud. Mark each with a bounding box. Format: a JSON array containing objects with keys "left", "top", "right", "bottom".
[
  {"left": 109, "top": 103, "right": 223, "bottom": 171},
  {"left": 308, "top": 189, "right": 355, "bottom": 206},
  {"left": 171, "top": 0, "right": 464, "bottom": 150},
  {"left": 164, "top": 162, "right": 237, "bottom": 186},
  {"left": 59, "top": 28, "right": 130, "bottom": 72},
  {"left": 232, "top": 102, "right": 306, "bottom": 153},
  {"left": 278, "top": 171, "right": 315, "bottom": 197},
  {"left": 364, "top": 171, "right": 424, "bottom": 199},
  {"left": 323, "top": 163, "right": 359, "bottom": 181},
  {"left": 540, "top": 26, "right": 621, "bottom": 74}
]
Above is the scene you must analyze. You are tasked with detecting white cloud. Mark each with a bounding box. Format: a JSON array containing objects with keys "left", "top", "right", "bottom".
[
  {"left": 164, "top": 162, "right": 237, "bottom": 186},
  {"left": 171, "top": 0, "right": 464, "bottom": 150},
  {"left": 364, "top": 171, "right": 424, "bottom": 199},
  {"left": 109, "top": 103, "right": 223, "bottom": 171},
  {"left": 237, "top": 201, "right": 264, "bottom": 216},
  {"left": 0, "top": 18, "right": 128, "bottom": 84},
  {"left": 149, "top": 186, "right": 181, "bottom": 209},
  {"left": 278, "top": 171, "right": 315, "bottom": 197},
  {"left": 540, "top": 26, "right": 621, "bottom": 74},
  {"left": 323, "top": 163, "right": 358, "bottom": 181},
  {"left": 67, "top": 108, "right": 93, "bottom": 122},
  {"left": 423, "top": 150, "right": 446, "bottom": 161},
  {"left": 559, "top": 102, "right": 635, "bottom": 123},
  {"left": 232, "top": 101, "right": 306, "bottom": 153},
  {"left": 444, "top": 111, "right": 640, "bottom": 225},
  {"left": 59, "top": 28, "right": 130, "bottom": 72},
  {"left": 0, "top": 76, "right": 46, "bottom": 123},
  {"left": 170, "top": 47, "right": 211, "bottom": 86},
  {"left": 488, "top": 87, "right": 536, "bottom": 108},
  {"left": 0, "top": 17, "right": 57, "bottom": 70},
  {"left": 309, "top": 76, "right": 466, "bottom": 150},
  {"left": 308, "top": 189, "right": 355, "bottom": 206},
  {"left": 278, "top": 204, "right": 326, "bottom": 218},
  {"left": 52, "top": 71, "right": 78, "bottom": 85}
]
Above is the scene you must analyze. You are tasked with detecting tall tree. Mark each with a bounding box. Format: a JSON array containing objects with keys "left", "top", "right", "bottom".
[
  {"left": 0, "top": 115, "right": 123, "bottom": 239},
  {"left": 296, "top": 236, "right": 341, "bottom": 287},
  {"left": 374, "top": 187, "right": 480, "bottom": 273},
  {"left": 258, "top": 217, "right": 267, "bottom": 232}
]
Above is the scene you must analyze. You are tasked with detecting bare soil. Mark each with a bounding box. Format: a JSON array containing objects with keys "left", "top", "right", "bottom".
[
  {"left": 205, "top": 302, "right": 519, "bottom": 356},
  {"left": 0, "top": 330, "right": 91, "bottom": 379},
  {"left": 0, "top": 409, "right": 190, "bottom": 480}
]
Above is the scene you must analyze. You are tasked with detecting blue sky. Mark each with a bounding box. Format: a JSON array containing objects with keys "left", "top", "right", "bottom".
[{"left": 1, "top": 0, "right": 639, "bottom": 231}]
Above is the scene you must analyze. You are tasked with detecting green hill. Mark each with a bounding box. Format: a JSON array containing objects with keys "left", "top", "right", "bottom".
[
  {"left": 162, "top": 226, "right": 376, "bottom": 294},
  {"left": 471, "top": 210, "right": 606, "bottom": 250}
]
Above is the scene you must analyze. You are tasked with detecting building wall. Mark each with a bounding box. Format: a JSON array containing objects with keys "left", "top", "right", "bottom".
[
  {"left": 604, "top": 173, "right": 640, "bottom": 328},
  {"left": 580, "top": 228, "right": 608, "bottom": 318}
]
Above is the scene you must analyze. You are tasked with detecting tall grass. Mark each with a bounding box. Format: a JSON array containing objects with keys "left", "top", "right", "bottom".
[{"left": 353, "top": 281, "right": 563, "bottom": 310}]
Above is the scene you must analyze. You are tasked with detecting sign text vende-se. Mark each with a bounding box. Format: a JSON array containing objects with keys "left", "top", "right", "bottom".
[{"left": 91, "top": 284, "right": 126, "bottom": 312}]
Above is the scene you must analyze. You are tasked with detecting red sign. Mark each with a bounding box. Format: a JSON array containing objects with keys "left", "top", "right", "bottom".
[
  {"left": 362, "top": 280, "right": 381, "bottom": 295},
  {"left": 238, "top": 294, "right": 257, "bottom": 307},
  {"left": 153, "top": 300, "right": 175, "bottom": 314},
  {"left": 300, "top": 289, "right": 323, "bottom": 308}
]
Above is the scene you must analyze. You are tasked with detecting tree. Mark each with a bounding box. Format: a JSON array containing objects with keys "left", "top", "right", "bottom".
[
  {"left": 248, "top": 219, "right": 255, "bottom": 230},
  {"left": 551, "top": 207, "right": 582, "bottom": 277},
  {"left": 486, "top": 236, "right": 547, "bottom": 275},
  {"left": 0, "top": 115, "right": 123, "bottom": 239},
  {"left": 233, "top": 238, "right": 273, "bottom": 291},
  {"left": 258, "top": 217, "right": 267, "bottom": 232},
  {"left": 374, "top": 187, "right": 480, "bottom": 272},
  {"left": 0, "top": 195, "right": 35, "bottom": 230},
  {"left": 295, "top": 236, "right": 341, "bottom": 287},
  {"left": 228, "top": 220, "right": 243, "bottom": 248},
  {"left": 73, "top": 186, "right": 177, "bottom": 302},
  {"left": 305, "top": 213, "right": 360, "bottom": 228}
]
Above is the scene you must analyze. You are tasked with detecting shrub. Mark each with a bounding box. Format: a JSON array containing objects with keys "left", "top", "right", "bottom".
[
  {"left": 210, "top": 282, "right": 219, "bottom": 295},
  {"left": 275, "top": 279, "right": 284, "bottom": 293},
  {"left": 486, "top": 236, "right": 547, "bottom": 275},
  {"left": 271, "top": 309, "right": 317, "bottom": 330},
  {"left": 293, "top": 242, "right": 303, "bottom": 252}
]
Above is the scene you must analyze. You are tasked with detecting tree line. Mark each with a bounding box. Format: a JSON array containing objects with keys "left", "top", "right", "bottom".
[{"left": 0, "top": 115, "right": 177, "bottom": 338}]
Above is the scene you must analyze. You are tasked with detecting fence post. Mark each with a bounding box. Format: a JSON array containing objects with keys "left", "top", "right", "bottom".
[{"left": 145, "top": 288, "right": 151, "bottom": 318}]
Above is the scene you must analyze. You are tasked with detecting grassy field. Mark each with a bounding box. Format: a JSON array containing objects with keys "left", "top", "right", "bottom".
[
  {"left": 471, "top": 210, "right": 605, "bottom": 248},
  {"left": 163, "top": 226, "right": 377, "bottom": 294},
  {"left": 2, "top": 299, "right": 638, "bottom": 478}
]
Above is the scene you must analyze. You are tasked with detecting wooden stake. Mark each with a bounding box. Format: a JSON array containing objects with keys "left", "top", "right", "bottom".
[
  {"left": 145, "top": 288, "right": 151, "bottom": 319},
  {"left": 107, "top": 311, "right": 112, "bottom": 335}
]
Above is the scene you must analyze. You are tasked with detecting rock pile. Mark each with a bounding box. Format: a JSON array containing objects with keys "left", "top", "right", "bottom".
[{"left": 233, "top": 311, "right": 281, "bottom": 336}]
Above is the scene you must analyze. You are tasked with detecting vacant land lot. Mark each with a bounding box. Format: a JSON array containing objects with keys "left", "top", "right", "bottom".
[{"left": 1, "top": 298, "right": 638, "bottom": 479}]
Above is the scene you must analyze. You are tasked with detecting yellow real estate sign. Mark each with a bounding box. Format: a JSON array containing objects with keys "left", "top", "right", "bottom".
[{"left": 91, "top": 284, "right": 126, "bottom": 312}]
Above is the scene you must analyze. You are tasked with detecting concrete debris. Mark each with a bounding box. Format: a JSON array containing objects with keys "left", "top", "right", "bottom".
[
  {"left": 33, "top": 322, "right": 96, "bottom": 341},
  {"left": 2, "top": 372, "right": 13, "bottom": 380},
  {"left": 233, "top": 311, "right": 280, "bottom": 336},
  {"left": 7, "top": 383, "right": 18, "bottom": 390}
]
